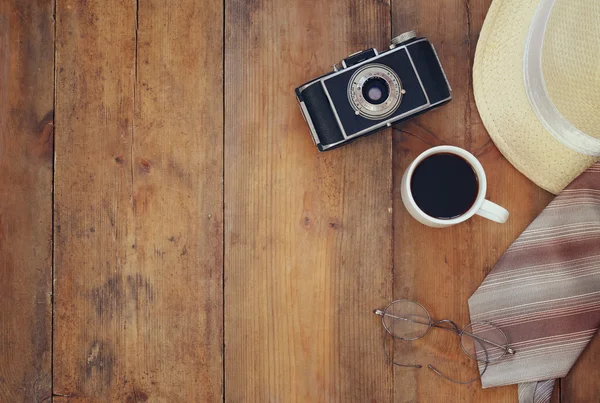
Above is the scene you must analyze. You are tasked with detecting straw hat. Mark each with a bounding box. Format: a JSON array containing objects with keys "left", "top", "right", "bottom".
[{"left": 473, "top": 0, "right": 600, "bottom": 194}]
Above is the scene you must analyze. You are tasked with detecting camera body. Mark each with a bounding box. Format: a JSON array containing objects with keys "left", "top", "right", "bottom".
[{"left": 295, "top": 31, "right": 452, "bottom": 151}]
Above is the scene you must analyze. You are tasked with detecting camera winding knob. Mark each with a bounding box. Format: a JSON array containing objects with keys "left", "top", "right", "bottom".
[{"left": 390, "top": 31, "right": 417, "bottom": 48}]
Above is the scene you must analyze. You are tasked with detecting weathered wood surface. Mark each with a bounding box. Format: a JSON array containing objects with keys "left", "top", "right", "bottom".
[
  {"left": 1, "top": 0, "right": 598, "bottom": 401},
  {"left": 223, "top": 0, "right": 393, "bottom": 401},
  {"left": 53, "top": 0, "right": 223, "bottom": 401},
  {"left": 0, "top": 1, "right": 54, "bottom": 402}
]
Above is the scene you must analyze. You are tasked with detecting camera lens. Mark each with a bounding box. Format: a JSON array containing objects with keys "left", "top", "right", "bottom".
[
  {"left": 347, "top": 64, "right": 403, "bottom": 120},
  {"left": 362, "top": 77, "right": 390, "bottom": 105}
]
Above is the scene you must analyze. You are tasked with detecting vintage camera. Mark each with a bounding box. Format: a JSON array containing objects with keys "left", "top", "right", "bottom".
[{"left": 295, "top": 31, "right": 451, "bottom": 151}]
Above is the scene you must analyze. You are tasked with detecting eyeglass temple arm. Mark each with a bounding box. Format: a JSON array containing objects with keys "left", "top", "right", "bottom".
[
  {"left": 427, "top": 362, "right": 488, "bottom": 385},
  {"left": 374, "top": 309, "right": 516, "bottom": 355},
  {"left": 429, "top": 330, "right": 491, "bottom": 385},
  {"left": 382, "top": 332, "right": 423, "bottom": 369},
  {"left": 460, "top": 329, "right": 516, "bottom": 354},
  {"left": 380, "top": 324, "right": 491, "bottom": 385}
]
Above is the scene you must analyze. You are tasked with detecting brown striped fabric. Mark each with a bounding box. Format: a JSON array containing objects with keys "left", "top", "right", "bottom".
[{"left": 468, "top": 162, "right": 600, "bottom": 403}]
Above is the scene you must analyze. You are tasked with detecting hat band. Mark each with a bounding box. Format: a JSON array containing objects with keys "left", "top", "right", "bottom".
[{"left": 523, "top": 0, "right": 600, "bottom": 156}]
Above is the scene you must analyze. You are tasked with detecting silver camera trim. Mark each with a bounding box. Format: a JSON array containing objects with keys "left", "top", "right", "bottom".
[
  {"left": 316, "top": 38, "right": 446, "bottom": 147},
  {"left": 430, "top": 43, "right": 452, "bottom": 93},
  {"left": 347, "top": 64, "right": 403, "bottom": 120},
  {"left": 341, "top": 48, "right": 379, "bottom": 69},
  {"left": 298, "top": 101, "right": 320, "bottom": 147}
]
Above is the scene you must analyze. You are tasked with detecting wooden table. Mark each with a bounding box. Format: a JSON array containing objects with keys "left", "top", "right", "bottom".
[{"left": 1, "top": 0, "right": 598, "bottom": 401}]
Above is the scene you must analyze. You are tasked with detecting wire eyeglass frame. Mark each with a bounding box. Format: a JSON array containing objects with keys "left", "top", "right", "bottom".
[{"left": 374, "top": 299, "right": 516, "bottom": 384}]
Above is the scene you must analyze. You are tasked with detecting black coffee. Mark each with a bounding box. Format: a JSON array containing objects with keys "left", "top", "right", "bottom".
[{"left": 410, "top": 153, "right": 479, "bottom": 219}]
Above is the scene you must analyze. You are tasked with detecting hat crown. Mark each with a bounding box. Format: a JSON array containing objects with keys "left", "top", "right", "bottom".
[
  {"left": 525, "top": 0, "right": 600, "bottom": 155},
  {"left": 541, "top": 0, "right": 600, "bottom": 139},
  {"left": 472, "top": 0, "right": 599, "bottom": 193}
]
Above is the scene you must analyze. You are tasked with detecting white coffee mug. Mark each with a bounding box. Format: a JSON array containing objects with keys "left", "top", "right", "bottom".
[{"left": 400, "top": 146, "right": 509, "bottom": 228}]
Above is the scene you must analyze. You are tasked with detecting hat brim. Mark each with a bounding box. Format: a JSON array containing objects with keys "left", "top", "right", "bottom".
[{"left": 473, "top": 0, "right": 597, "bottom": 194}]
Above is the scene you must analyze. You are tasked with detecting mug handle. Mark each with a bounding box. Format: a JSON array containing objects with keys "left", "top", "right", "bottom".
[{"left": 476, "top": 200, "right": 509, "bottom": 224}]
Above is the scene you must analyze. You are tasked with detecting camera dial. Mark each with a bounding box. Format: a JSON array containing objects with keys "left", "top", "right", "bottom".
[
  {"left": 347, "top": 64, "right": 404, "bottom": 120},
  {"left": 390, "top": 31, "right": 417, "bottom": 48}
]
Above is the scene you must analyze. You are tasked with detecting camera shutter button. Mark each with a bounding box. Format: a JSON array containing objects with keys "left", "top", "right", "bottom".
[{"left": 390, "top": 31, "right": 417, "bottom": 48}]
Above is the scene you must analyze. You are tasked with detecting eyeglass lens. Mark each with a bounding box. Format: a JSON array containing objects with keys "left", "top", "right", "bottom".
[
  {"left": 460, "top": 322, "right": 509, "bottom": 364},
  {"left": 382, "top": 300, "right": 431, "bottom": 340}
]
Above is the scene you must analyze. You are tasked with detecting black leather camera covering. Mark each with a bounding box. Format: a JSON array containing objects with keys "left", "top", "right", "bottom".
[
  {"left": 408, "top": 41, "right": 451, "bottom": 105},
  {"left": 322, "top": 49, "right": 428, "bottom": 137},
  {"left": 300, "top": 83, "right": 345, "bottom": 148}
]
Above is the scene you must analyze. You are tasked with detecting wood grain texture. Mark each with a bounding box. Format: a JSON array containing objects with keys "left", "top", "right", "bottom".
[
  {"left": 54, "top": 0, "right": 223, "bottom": 400},
  {"left": 54, "top": 0, "right": 137, "bottom": 398},
  {"left": 224, "top": 0, "right": 393, "bottom": 401},
  {"left": 0, "top": 1, "right": 54, "bottom": 401},
  {"left": 132, "top": 0, "right": 224, "bottom": 400},
  {"left": 3, "top": 0, "right": 596, "bottom": 401},
  {"left": 391, "top": 0, "right": 557, "bottom": 402}
]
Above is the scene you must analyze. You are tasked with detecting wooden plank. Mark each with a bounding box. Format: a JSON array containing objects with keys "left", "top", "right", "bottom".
[
  {"left": 224, "top": 0, "right": 393, "bottom": 401},
  {"left": 53, "top": 0, "right": 137, "bottom": 399},
  {"left": 391, "top": 0, "right": 555, "bottom": 402},
  {"left": 0, "top": 1, "right": 54, "bottom": 402},
  {"left": 131, "top": 0, "right": 224, "bottom": 400},
  {"left": 54, "top": 0, "right": 223, "bottom": 400}
]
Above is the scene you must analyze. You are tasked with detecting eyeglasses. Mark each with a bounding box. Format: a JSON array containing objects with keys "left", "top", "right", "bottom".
[{"left": 373, "top": 299, "right": 516, "bottom": 384}]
